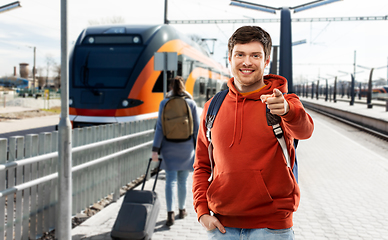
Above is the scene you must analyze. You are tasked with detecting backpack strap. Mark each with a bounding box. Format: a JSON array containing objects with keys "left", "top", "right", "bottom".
[
  {"left": 266, "top": 106, "right": 291, "bottom": 168},
  {"left": 205, "top": 89, "right": 298, "bottom": 182},
  {"left": 266, "top": 106, "right": 299, "bottom": 183},
  {"left": 206, "top": 90, "right": 228, "bottom": 141},
  {"left": 293, "top": 139, "right": 299, "bottom": 183},
  {"left": 205, "top": 89, "right": 228, "bottom": 182}
]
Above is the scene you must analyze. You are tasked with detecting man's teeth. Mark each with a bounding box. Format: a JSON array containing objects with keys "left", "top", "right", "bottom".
[{"left": 241, "top": 70, "right": 252, "bottom": 73}]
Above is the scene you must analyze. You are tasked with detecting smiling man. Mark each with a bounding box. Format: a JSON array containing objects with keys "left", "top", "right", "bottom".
[{"left": 192, "top": 26, "right": 314, "bottom": 240}]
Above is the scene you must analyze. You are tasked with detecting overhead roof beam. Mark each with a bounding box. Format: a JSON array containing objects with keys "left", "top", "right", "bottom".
[
  {"left": 0, "top": 1, "right": 21, "bottom": 14},
  {"left": 292, "top": 0, "right": 343, "bottom": 13},
  {"left": 169, "top": 16, "right": 388, "bottom": 24},
  {"left": 230, "top": 0, "right": 280, "bottom": 13}
]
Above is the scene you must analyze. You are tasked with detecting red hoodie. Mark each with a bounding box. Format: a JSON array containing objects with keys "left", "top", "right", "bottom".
[{"left": 192, "top": 74, "right": 314, "bottom": 229}]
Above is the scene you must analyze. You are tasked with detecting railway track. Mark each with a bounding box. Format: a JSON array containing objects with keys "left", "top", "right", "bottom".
[{"left": 302, "top": 100, "right": 388, "bottom": 142}]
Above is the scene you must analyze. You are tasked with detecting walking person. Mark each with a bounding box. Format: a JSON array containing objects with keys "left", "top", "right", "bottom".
[
  {"left": 152, "top": 76, "right": 200, "bottom": 226},
  {"left": 192, "top": 26, "right": 314, "bottom": 239}
]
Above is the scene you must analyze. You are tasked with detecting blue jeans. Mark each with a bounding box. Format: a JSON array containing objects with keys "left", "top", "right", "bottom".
[
  {"left": 207, "top": 227, "right": 294, "bottom": 240},
  {"left": 165, "top": 170, "right": 190, "bottom": 212}
]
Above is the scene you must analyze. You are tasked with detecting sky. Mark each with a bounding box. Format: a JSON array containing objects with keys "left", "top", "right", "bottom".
[{"left": 0, "top": 0, "right": 387, "bottom": 86}]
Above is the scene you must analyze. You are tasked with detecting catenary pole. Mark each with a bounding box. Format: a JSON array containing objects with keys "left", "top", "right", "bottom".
[
  {"left": 228, "top": 0, "right": 342, "bottom": 93},
  {"left": 33, "top": 47, "right": 36, "bottom": 92},
  {"left": 279, "top": 7, "right": 293, "bottom": 92},
  {"left": 57, "top": 0, "right": 72, "bottom": 239}
]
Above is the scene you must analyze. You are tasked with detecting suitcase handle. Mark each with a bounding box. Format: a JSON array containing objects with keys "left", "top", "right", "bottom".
[{"left": 141, "top": 158, "right": 162, "bottom": 191}]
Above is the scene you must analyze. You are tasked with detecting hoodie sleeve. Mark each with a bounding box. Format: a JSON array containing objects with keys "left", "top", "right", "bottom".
[
  {"left": 192, "top": 101, "right": 212, "bottom": 220},
  {"left": 281, "top": 93, "right": 314, "bottom": 140}
]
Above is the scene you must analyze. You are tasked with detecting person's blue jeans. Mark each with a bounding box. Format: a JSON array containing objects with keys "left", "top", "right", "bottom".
[
  {"left": 207, "top": 227, "right": 294, "bottom": 240},
  {"left": 165, "top": 170, "right": 190, "bottom": 212}
]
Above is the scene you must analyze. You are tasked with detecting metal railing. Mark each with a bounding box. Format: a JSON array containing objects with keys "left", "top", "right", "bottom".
[{"left": 0, "top": 118, "right": 157, "bottom": 239}]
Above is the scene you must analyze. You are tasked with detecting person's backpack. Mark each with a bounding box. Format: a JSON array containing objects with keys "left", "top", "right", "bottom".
[
  {"left": 205, "top": 89, "right": 299, "bottom": 182},
  {"left": 161, "top": 96, "right": 194, "bottom": 142}
]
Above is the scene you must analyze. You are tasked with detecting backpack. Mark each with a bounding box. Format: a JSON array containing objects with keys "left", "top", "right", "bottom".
[
  {"left": 161, "top": 96, "right": 194, "bottom": 142},
  {"left": 205, "top": 89, "right": 299, "bottom": 182}
]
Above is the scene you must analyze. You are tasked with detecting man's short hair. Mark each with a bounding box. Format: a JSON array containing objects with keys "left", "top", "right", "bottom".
[{"left": 228, "top": 26, "right": 272, "bottom": 60}]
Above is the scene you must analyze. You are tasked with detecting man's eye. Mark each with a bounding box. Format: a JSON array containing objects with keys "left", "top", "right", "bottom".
[
  {"left": 236, "top": 54, "right": 243, "bottom": 57},
  {"left": 252, "top": 55, "right": 259, "bottom": 58}
]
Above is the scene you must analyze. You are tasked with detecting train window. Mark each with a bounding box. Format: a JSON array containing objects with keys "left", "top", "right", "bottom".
[
  {"left": 206, "top": 88, "right": 211, "bottom": 101},
  {"left": 103, "top": 27, "right": 126, "bottom": 34},
  {"left": 177, "top": 55, "right": 183, "bottom": 77},
  {"left": 82, "top": 35, "right": 143, "bottom": 45},
  {"left": 73, "top": 45, "right": 144, "bottom": 88},
  {"left": 200, "top": 82, "right": 205, "bottom": 95},
  {"left": 152, "top": 71, "right": 174, "bottom": 92},
  {"left": 177, "top": 61, "right": 182, "bottom": 77}
]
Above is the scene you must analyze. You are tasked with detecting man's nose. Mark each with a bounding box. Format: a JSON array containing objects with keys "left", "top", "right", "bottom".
[{"left": 242, "top": 55, "right": 252, "bottom": 66}]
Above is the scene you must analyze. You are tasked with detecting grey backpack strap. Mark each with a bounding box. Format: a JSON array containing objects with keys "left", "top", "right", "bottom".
[{"left": 266, "top": 106, "right": 291, "bottom": 168}]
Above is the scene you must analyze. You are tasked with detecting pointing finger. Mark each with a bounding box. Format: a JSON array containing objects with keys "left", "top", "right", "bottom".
[
  {"left": 273, "top": 88, "right": 282, "bottom": 97},
  {"left": 260, "top": 94, "right": 271, "bottom": 103}
]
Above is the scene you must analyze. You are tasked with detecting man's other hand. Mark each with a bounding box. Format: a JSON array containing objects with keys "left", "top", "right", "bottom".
[{"left": 199, "top": 214, "right": 226, "bottom": 233}]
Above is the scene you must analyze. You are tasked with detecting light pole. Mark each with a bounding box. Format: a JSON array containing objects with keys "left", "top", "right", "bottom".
[
  {"left": 27, "top": 46, "right": 36, "bottom": 92},
  {"left": 57, "top": 0, "right": 72, "bottom": 239},
  {"left": 338, "top": 70, "right": 364, "bottom": 102},
  {"left": 327, "top": 74, "right": 339, "bottom": 103},
  {"left": 318, "top": 77, "right": 329, "bottom": 101},
  {"left": 357, "top": 64, "right": 385, "bottom": 109},
  {"left": 229, "top": 0, "right": 342, "bottom": 93}
]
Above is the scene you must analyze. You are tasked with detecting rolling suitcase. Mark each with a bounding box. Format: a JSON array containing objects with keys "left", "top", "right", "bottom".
[{"left": 111, "top": 158, "right": 162, "bottom": 240}]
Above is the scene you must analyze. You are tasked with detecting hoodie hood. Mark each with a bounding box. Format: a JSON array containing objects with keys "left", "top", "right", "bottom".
[{"left": 226, "top": 74, "right": 288, "bottom": 147}]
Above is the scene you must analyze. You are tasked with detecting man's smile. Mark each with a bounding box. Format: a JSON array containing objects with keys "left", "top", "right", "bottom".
[{"left": 240, "top": 69, "right": 255, "bottom": 74}]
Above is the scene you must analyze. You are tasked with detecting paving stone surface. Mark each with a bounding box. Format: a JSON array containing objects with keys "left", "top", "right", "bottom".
[{"left": 72, "top": 99, "right": 388, "bottom": 240}]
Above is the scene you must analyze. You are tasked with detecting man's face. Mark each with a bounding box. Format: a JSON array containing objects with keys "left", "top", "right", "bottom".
[{"left": 229, "top": 41, "right": 270, "bottom": 92}]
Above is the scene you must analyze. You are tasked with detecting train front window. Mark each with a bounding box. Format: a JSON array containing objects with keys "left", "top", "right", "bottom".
[{"left": 73, "top": 45, "right": 144, "bottom": 88}]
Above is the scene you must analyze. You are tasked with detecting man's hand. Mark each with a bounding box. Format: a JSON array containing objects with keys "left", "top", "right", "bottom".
[
  {"left": 260, "top": 88, "right": 289, "bottom": 116},
  {"left": 199, "top": 214, "right": 226, "bottom": 233}
]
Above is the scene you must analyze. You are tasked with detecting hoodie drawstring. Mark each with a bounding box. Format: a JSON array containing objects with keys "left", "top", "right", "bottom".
[
  {"left": 229, "top": 96, "right": 239, "bottom": 148},
  {"left": 238, "top": 98, "right": 246, "bottom": 144},
  {"left": 229, "top": 96, "right": 246, "bottom": 147}
]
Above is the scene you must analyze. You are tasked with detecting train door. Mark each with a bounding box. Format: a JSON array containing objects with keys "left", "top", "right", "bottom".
[
  {"left": 198, "top": 77, "right": 206, "bottom": 106},
  {"left": 152, "top": 70, "right": 174, "bottom": 93},
  {"left": 206, "top": 68, "right": 217, "bottom": 101}
]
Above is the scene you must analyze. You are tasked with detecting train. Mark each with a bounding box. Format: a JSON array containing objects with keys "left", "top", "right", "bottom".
[
  {"left": 69, "top": 24, "right": 230, "bottom": 128},
  {"left": 354, "top": 85, "right": 388, "bottom": 98}
]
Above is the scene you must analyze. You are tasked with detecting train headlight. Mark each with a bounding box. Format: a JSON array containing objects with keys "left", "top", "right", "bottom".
[
  {"left": 69, "top": 98, "right": 73, "bottom": 106},
  {"left": 122, "top": 100, "right": 129, "bottom": 107},
  {"left": 88, "top": 37, "right": 95, "bottom": 44},
  {"left": 133, "top": 36, "right": 140, "bottom": 43}
]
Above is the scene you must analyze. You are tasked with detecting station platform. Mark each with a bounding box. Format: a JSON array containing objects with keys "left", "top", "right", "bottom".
[
  {"left": 300, "top": 96, "right": 388, "bottom": 122},
  {"left": 71, "top": 98, "right": 388, "bottom": 240}
]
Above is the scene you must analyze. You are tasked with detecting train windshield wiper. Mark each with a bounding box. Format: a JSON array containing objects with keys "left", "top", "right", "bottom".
[
  {"left": 81, "top": 52, "right": 90, "bottom": 86},
  {"left": 81, "top": 52, "right": 101, "bottom": 96}
]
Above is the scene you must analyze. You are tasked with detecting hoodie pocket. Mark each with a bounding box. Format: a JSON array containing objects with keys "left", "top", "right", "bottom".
[
  {"left": 207, "top": 170, "right": 273, "bottom": 216},
  {"left": 273, "top": 167, "right": 300, "bottom": 213}
]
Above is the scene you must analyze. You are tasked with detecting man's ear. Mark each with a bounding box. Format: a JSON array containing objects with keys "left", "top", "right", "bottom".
[{"left": 265, "top": 56, "right": 270, "bottom": 67}]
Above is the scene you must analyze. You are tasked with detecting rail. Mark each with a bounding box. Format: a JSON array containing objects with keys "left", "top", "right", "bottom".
[
  {"left": 0, "top": 118, "right": 157, "bottom": 240},
  {"left": 301, "top": 98, "right": 388, "bottom": 139}
]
